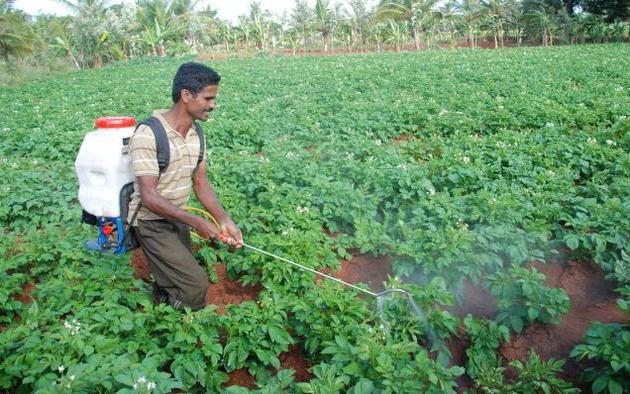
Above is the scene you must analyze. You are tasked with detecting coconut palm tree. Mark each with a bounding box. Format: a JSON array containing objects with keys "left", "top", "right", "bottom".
[
  {"left": 0, "top": 11, "right": 34, "bottom": 64},
  {"left": 451, "top": 0, "right": 483, "bottom": 48},
  {"left": 374, "top": 0, "right": 442, "bottom": 50}
]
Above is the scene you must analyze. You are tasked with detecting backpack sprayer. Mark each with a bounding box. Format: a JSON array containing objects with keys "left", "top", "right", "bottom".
[
  {"left": 75, "top": 116, "right": 204, "bottom": 255},
  {"left": 75, "top": 116, "right": 139, "bottom": 254}
]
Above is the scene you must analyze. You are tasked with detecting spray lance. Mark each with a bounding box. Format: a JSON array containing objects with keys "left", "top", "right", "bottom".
[{"left": 185, "top": 207, "right": 417, "bottom": 309}]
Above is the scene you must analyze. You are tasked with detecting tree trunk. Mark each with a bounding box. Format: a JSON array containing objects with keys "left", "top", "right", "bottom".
[
  {"left": 331, "top": 33, "right": 334, "bottom": 54},
  {"left": 414, "top": 28, "right": 420, "bottom": 50}
]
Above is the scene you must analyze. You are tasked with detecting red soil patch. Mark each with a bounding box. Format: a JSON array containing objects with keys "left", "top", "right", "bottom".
[
  {"left": 320, "top": 253, "right": 393, "bottom": 293},
  {"left": 391, "top": 134, "right": 412, "bottom": 145},
  {"left": 130, "top": 249, "right": 151, "bottom": 282},
  {"left": 275, "top": 344, "right": 313, "bottom": 382},
  {"left": 205, "top": 264, "right": 261, "bottom": 314},
  {"left": 225, "top": 368, "right": 256, "bottom": 389},
  {"left": 14, "top": 283, "right": 36, "bottom": 304},
  {"left": 131, "top": 250, "right": 260, "bottom": 313},
  {"left": 446, "top": 279, "right": 497, "bottom": 319},
  {"left": 445, "top": 329, "right": 474, "bottom": 391},
  {"left": 500, "top": 260, "right": 629, "bottom": 381}
]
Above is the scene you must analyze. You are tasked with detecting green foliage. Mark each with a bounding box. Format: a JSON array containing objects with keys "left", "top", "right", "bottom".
[
  {"left": 473, "top": 351, "right": 578, "bottom": 393},
  {"left": 464, "top": 315, "right": 510, "bottom": 379},
  {"left": 487, "top": 266, "right": 570, "bottom": 333},
  {"left": 509, "top": 351, "right": 578, "bottom": 393},
  {"left": 571, "top": 321, "right": 630, "bottom": 394}
]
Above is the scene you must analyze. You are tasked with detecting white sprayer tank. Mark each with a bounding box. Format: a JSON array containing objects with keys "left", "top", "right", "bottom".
[{"left": 75, "top": 116, "right": 137, "bottom": 217}]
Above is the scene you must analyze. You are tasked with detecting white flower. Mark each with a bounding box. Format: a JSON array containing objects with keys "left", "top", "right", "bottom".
[
  {"left": 397, "top": 164, "right": 407, "bottom": 170},
  {"left": 615, "top": 86, "right": 624, "bottom": 92},
  {"left": 2, "top": 128, "right": 9, "bottom": 132},
  {"left": 587, "top": 137, "right": 597, "bottom": 144},
  {"left": 63, "top": 319, "right": 81, "bottom": 335},
  {"left": 138, "top": 376, "right": 146, "bottom": 384},
  {"left": 57, "top": 366, "right": 65, "bottom": 373},
  {"left": 461, "top": 156, "right": 470, "bottom": 164},
  {"left": 375, "top": 139, "right": 382, "bottom": 146},
  {"left": 545, "top": 122, "right": 555, "bottom": 128},
  {"left": 427, "top": 188, "right": 435, "bottom": 197},
  {"left": 69, "top": 375, "right": 75, "bottom": 381},
  {"left": 133, "top": 383, "right": 138, "bottom": 390},
  {"left": 147, "top": 381, "right": 156, "bottom": 390},
  {"left": 296, "top": 206, "right": 309, "bottom": 214},
  {"left": 546, "top": 170, "right": 555, "bottom": 176},
  {"left": 606, "top": 140, "right": 617, "bottom": 146},
  {"left": 438, "top": 109, "right": 448, "bottom": 116}
]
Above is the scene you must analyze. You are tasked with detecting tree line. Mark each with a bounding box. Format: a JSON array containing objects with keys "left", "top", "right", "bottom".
[{"left": 0, "top": 0, "right": 628, "bottom": 70}]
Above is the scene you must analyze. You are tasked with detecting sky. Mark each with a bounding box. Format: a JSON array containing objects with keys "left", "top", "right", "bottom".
[{"left": 14, "top": 0, "right": 309, "bottom": 23}]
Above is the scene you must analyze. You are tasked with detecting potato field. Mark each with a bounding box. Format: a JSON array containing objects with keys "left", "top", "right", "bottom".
[{"left": 1, "top": 44, "right": 629, "bottom": 393}]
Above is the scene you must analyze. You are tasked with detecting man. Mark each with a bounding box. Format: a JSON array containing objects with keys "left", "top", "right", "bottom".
[{"left": 128, "top": 62, "right": 243, "bottom": 311}]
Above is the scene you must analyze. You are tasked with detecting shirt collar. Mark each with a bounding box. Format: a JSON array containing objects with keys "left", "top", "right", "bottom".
[{"left": 152, "top": 109, "right": 195, "bottom": 140}]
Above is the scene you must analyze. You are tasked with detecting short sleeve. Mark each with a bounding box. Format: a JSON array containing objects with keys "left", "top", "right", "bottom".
[{"left": 129, "top": 125, "right": 159, "bottom": 177}]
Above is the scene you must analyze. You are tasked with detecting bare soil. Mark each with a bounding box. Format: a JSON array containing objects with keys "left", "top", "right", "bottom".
[
  {"left": 446, "top": 279, "right": 498, "bottom": 319},
  {"left": 225, "top": 368, "right": 256, "bottom": 389},
  {"left": 500, "top": 260, "right": 628, "bottom": 381},
  {"left": 275, "top": 344, "right": 313, "bottom": 382},
  {"left": 130, "top": 249, "right": 151, "bottom": 282},
  {"left": 205, "top": 263, "right": 261, "bottom": 314},
  {"left": 14, "top": 282, "right": 36, "bottom": 304},
  {"left": 320, "top": 253, "right": 393, "bottom": 293}
]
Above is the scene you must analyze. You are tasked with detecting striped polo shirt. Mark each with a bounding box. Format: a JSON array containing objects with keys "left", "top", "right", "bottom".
[{"left": 127, "top": 110, "right": 204, "bottom": 225}]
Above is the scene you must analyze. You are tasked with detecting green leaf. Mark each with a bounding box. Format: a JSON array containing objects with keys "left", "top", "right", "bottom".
[
  {"left": 565, "top": 235, "right": 580, "bottom": 250},
  {"left": 114, "top": 373, "right": 134, "bottom": 386},
  {"left": 510, "top": 315, "right": 524, "bottom": 333},
  {"left": 592, "top": 376, "right": 608, "bottom": 393},
  {"left": 527, "top": 307, "right": 540, "bottom": 321},
  {"left": 608, "top": 379, "right": 623, "bottom": 394},
  {"left": 83, "top": 345, "right": 94, "bottom": 356}
]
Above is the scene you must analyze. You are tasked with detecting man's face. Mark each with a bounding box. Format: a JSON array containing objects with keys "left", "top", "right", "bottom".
[{"left": 182, "top": 85, "right": 218, "bottom": 122}]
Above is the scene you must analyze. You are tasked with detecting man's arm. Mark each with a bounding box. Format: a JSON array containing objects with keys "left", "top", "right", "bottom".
[
  {"left": 192, "top": 160, "right": 243, "bottom": 247},
  {"left": 137, "top": 175, "right": 225, "bottom": 242}
]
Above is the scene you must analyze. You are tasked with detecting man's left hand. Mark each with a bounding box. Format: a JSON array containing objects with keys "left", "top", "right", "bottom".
[{"left": 220, "top": 218, "right": 243, "bottom": 251}]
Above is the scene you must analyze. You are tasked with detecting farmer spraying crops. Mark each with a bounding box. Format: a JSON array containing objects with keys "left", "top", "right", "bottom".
[{"left": 128, "top": 62, "right": 243, "bottom": 310}]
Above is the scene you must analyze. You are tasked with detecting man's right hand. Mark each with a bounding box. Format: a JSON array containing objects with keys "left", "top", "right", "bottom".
[{"left": 194, "top": 218, "right": 229, "bottom": 243}]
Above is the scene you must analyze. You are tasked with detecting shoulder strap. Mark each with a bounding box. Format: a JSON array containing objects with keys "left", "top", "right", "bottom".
[
  {"left": 193, "top": 121, "right": 205, "bottom": 170},
  {"left": 136, "top": 116, "right": 169, "bottom": 174}
]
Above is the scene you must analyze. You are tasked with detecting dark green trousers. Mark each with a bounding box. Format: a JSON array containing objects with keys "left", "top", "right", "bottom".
[{"left": 134, "top": 219, "right": 208, "bottom": 310}]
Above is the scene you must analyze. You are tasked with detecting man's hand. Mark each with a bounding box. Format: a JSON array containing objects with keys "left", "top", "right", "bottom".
[
  {"left": 220, "top": 218, "right": 243, "bottom": 251},
  {"left": 194, "top": 218, "right": 228, "bottom": 243}
]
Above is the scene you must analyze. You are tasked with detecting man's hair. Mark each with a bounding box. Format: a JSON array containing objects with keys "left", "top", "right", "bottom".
[{"left": 172, "top": 62, "right": 221, "bottom": 103}]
